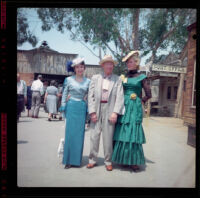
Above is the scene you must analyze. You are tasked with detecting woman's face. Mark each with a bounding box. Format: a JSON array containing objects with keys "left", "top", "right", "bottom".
[
  {"left": 74, "top": 64, "right": 85, "bottom": 76},
  {"left": 126, "top": 57, "right": 138, "bottom": 71}
]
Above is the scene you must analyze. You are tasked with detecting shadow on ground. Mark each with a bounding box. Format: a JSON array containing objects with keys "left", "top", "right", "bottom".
[
  {"left": 18, "top": 120, "right": 32, "bottom": 123},
  {"left": 18, "top": 140, "right": 28, "bottom": 144},
  {"left": 81, "top": 156, "right": 106, "bottom": 167},
  {"left": 111, "top": 156, "right": 155, "bottom": 173}
]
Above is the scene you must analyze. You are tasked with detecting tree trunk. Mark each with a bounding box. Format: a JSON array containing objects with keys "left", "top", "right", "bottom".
[{"left": 132, "top": 9, "right": 140, "bottom": 50}]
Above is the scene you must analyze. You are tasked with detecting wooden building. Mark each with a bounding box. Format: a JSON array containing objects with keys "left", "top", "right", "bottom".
[
  {"left": 182, "top": 22, "right": 196, "bottom": 147},
  {"left": 147, "top": 53, "right": 187, "bottom": 117},
  {"left": 17, "top": 42, "right": 101, "bottom": 85},
  {"left": 17, "top": 43, "right": 77, "bottom": 84}
]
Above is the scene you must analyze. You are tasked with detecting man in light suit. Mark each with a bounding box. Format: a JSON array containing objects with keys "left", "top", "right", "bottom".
[{"left": 87, "top": 55, "right": 125, "bottom": 171}]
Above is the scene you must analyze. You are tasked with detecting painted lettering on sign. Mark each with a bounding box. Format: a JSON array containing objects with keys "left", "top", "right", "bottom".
[{"left": 152, "top": 64, "right": 187, "bottom": 73}]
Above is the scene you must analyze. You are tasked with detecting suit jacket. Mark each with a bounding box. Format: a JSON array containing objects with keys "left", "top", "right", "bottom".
[{"left": 88, "top": 73, "right": 125, "bottom": 118}]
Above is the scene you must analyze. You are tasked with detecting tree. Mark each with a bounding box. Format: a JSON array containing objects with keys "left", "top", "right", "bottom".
[
  {"left": 36, "top": 8, "right": 141, "bottom": 74},
  {"left": 35, "top": 8, "right": 195, "bottom": 74},
  {"left": 17, "top": 8, "right": 38, "bottom": 47},
  {"left": 139, "top": 8, "right": 196, "bottom": 63}
]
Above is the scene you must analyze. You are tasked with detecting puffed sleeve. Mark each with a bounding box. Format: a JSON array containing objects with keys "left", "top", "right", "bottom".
[
  {"left": 142, "top": 78, "right": 152, "bottom": 104},
  {"left": 62, "top": 77, "right": 68, "bottom": 91},
  {"left": 59, "top": 77, "right": 69, "bottom": 112}
]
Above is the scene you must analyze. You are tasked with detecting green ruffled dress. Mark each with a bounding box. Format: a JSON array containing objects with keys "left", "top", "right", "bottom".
[{"left": 112, "top": 74, "right": 146, "bottom": 165}]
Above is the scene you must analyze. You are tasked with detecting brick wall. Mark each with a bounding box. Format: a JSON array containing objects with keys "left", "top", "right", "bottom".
[
  {"left": 182, "top": 25, "right": 196, "bottom": 127},
  {"left": 19, "top": 73, "right": 34, "bottom": 86}
]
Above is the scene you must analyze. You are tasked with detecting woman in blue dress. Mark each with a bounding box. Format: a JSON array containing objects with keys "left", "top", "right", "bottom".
[{"left": 59, "top": 57, "right": 90, "bottom": 169}]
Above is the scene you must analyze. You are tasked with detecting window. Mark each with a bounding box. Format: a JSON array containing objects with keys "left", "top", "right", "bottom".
[
  {"left": 192, "top": 61, "right": 196, "bottom": 107},
  {"left": 173, "top": 86, "right": 178, "bottom": 100},
  {"left": 167, "top": 86, "right": 171, "bottom": 99}
]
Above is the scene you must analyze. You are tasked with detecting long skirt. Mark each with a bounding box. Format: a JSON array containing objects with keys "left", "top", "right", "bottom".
[
  {"left": 62, "top": 99, "right": 87, "bottom": 166},
  {"left": 46, "top": 95, "right": 57, "bottom": 114}
]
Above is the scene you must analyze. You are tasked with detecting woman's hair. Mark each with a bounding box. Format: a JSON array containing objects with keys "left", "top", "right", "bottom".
[
  {"left": 50, "top": 80, "right": 56, "bottom": 86},
  {"left": 80, "top": 61, "right": 85, "bottom": 66}
]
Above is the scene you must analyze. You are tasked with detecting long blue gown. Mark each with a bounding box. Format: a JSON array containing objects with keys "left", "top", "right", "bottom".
[{"left": 60, "top": 76, "right": 90, "bottom": 166}]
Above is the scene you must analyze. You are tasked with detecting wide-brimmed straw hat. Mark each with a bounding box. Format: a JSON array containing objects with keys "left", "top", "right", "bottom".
[
  {"left": 72, "top": 57, "right": 85, "bottom": 67},
  {"left": 122, "top": 51, "right": 140, "bottom": 64},
  {"left": 99, "top": 55, "right": 118, "bottom": 66}
]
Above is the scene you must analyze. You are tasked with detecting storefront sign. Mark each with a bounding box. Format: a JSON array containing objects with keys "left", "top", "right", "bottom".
[
  {"left": 152, "top": 64, "right": 187, "bottom": 73},
  {"left": 159, "top": 72, "right": 178, "bottom": 77}
]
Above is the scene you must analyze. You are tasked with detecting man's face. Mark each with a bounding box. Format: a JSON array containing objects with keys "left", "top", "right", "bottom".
[{"left": 102, "top": 61, "right": 114, "bottom": 75}]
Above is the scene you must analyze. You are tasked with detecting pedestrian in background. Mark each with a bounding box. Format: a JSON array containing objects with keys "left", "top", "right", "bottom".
[
  {"left": 26, "top": 79, "right": 33, "bottom": 117},
  {"left": 43, "top": 81, "right": 49, "bottom": 113},
  {"left": 31, "top": 75, "right": 44, "bottom": 118},
  {"left": 44, "top": 80, "right": 59, "bottom": 121},
  {"left": 112, "top": 51, "right": 152, "bottom": 172},
  {"left": 59, "top": 57, "right": 90, "bottom": 169},
  {"left": 17, "top": 73, "right": 27, "bottom": 122},
  {"left": 52, "top": 81, "right": 59, "bottom": 119}
]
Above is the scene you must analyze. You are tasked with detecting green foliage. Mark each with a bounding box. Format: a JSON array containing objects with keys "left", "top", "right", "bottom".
[
  {"left": 140, "top": 8, "right": 195, "bottom": 60},
  {"left": 17, "top": 8, "right": 38, "bottom": 47},
  {"left": 18, "top": 8, "right": 196, "bottom": 69}
]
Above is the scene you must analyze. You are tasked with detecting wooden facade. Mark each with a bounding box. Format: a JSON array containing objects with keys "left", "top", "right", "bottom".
[
  {"left": 17, "top": 46, "right": 101, "bottom": 85},
  {"left": 148, "top": 52, "right": 187, "bottom": 117},
  {"left": 84, "top": 64, "right": 102, "bottom": 79},
  {"left": 182, "top": 22, "right": 196, "bottom": 147}
]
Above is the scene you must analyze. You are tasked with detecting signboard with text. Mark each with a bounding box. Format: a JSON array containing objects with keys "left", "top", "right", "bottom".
[
  {"left": 152, "top": 64, "right": 187, "bottom": 73},
  {"left": 159, "top": 72, "right": 178, "bottom": 77}
]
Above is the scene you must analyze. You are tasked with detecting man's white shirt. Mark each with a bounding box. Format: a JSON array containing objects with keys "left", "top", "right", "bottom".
[{"left": 31, "top": 79, "right": 44, "bottom": 95}]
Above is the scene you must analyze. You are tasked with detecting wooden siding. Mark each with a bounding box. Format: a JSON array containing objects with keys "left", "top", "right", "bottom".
[{"left": 182, "top": 24, "right": 196, "bottom": 127}]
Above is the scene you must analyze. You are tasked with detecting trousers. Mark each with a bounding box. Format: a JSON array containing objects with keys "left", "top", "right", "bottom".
[
  {"left": 89, "top": 103, "right": 115, "bottom": 166},
  {"left": 17, "top": 95, "right": 24, "bottom": 120},
  {"left": 31, "top": 91, "right": 41, "bottom": 117}
]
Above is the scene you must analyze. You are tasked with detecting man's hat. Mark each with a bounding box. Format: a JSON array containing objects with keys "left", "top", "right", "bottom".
[
  {"left": 99, "top": 55, "right": 118, "bottom": 66},
  {"left": 122, "top": 50, "right": 140, "bottom": 64}
]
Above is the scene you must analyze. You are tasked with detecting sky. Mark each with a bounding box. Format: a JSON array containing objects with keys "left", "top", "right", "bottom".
[
  {"left": 17, "top": 8, "right": 151, "bottom": 66},
  {"left": 17, "top": 8, "right": 109, "bottom": 65}
]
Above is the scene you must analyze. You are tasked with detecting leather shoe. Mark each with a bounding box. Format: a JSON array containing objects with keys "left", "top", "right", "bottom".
[
  {"left": 86, "top": 163, "right": 96, "bottom": 169},
  {"left": 64, "top": 165, "right": 71, "bottom": 169},
  {"left": 131, "top": 165, "right": 140, "bottom": 172},
  {"left": 106, "top": 165, "right": 113, "bottom": 171}
]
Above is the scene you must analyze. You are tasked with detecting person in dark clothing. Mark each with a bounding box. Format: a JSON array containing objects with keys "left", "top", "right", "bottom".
[{"left": 26, "top": 80, "right": 33, "bottom": 117}]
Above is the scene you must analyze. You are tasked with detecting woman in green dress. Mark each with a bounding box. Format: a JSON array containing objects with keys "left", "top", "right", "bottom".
[{"left": 112, "top": 51, "right": 152, "bottom": 172}]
